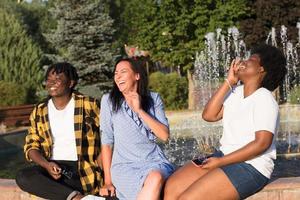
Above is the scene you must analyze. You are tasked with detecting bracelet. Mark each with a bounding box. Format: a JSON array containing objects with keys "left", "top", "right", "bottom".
[{"left": 225, "top": 79, "right": 233, "bottom": 92}]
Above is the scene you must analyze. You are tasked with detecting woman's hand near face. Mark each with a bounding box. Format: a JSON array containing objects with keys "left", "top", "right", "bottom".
[
  {"left": 124, "top": 91, "right": 142, "bottom": 114},
  {"left": 227, "top": 58, "right": 241, "bottom": 86},
  {"left": 124, "top": 91, "right": 170, "bottom": 142},
  {"left": 202, "top": 58, "right": 242, "bottom": 122}
]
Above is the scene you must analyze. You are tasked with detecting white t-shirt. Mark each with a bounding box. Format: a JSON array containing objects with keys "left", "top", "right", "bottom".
[
  {"left": 220, "top": 85, "right": 279, "bottom": 178},
  {"left": 48, "top": 97, "right": 78, "bottom": 161}
]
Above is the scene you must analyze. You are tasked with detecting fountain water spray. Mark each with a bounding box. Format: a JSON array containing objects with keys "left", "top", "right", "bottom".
[{"left": 163, "top": 24, "right": 300, "bottom": 168}]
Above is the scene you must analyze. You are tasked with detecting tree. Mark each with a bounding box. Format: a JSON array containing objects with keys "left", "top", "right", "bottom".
[
  {"left": 239, "top": 0, "right": 300, "bottom": 48},
  {"left": 15, "top": 0, "right": 56, "bottom": 54},
  {"left": 47, "top": 0, "right": 116, "bottom": 98},
  {"left": 110, "top": 0, "right": 249, "bottom": 72},
  {"left": 0, "top": 0, "right": 56, "bottom": 67},
  {"left": 0, "top": 8, "right": 43, "bottom": 103}
]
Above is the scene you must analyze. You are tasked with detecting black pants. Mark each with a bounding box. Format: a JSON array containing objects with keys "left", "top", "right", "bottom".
[{"left": 16, "top": 160, "right": 83, "bottom": 200}]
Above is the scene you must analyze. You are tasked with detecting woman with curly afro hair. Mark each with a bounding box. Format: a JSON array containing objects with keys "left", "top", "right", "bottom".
[{"left": 164, "top": 44, "right": 287, "bottom": 200}]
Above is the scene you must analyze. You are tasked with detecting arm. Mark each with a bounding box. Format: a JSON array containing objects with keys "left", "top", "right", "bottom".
[
  {"left": 96, "top": 152, "right": 102, "bottom": 170},
  {"left": 203, "top": 91, "right": 279, "bottom": 170},
  {"left": 28, "top": 149, "right": 62, "bottom": 179},
  {"left": 220, "top": 131, "right": 273, "bottom": 165},
  {"left": 100, "top": 145, "right": 115, "bottom": 196},
  {"left": 101, "top": 145, "right": 113, "bottom": 184},
  {"left": 201, "top": 84, "right": 227, "bottom": 122},
  {"left": 125, "top": 92, "right": 169, "bottom": 142},
  {"left": 94, "top": 99, "right": 103, "bottom": 168},
  {"left": 202, "top": 131, "right": 273, "bottom": 170},
  {"left": 99, "top": 95, "right": 116, "bottom": 197},
  {"left": 28, "top": 149, "right": 49, "bottom": 167},
  {"left": 25, "top": 107, "right": 61, "bottom": 179},
  {"left": 202, "top": 59, "right": 240, "bottom": 122},
  {"left": 136, "top": 109, "right": 169, "bottom": 142},
  {"left": 92, "top": 98, "right": 101, "bottom": 168},
  {"left": 24, "top": 107, "right": 42, "bottom": 161}
]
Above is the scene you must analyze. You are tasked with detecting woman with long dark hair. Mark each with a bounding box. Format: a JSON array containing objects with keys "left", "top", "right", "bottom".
[{"left": 99, "top": 57, "right": 174, "bottom": 200}]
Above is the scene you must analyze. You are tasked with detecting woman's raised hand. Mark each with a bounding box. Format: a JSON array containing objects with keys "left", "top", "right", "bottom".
[
  {"left": 124, "top": 91, "right": 142, "bottom": 114},
  {"left": 227, "top": 58, "right": 241, "bottom": 86}
]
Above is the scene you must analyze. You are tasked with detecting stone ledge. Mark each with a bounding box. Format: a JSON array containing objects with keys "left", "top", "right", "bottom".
[
  {"left": 1, "top": 177, "right": 300, "bottom": 199},
  {"left": 0, "top": 179, "right": 44, "bottom": 200},
  {"left": 247, "top": 177, "right": 300, "bottom": 200}
]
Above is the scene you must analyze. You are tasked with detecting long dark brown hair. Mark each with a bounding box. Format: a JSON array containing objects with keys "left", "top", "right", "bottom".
[{"left": 109, "top": 57, "right": 153, "bottom": 113}]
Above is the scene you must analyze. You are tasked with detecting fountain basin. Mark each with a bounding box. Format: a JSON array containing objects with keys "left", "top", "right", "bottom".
[
  {"left": 0, "top": 105, "right": 299, "bottom": 199},
  {"left": 0, "top": 177, "right": 300, "bottom": 200}
]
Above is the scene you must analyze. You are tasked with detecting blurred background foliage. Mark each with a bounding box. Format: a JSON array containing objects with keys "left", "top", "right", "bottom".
[{"left": 0, "top": 0, "right": 299, "bottom": 108}]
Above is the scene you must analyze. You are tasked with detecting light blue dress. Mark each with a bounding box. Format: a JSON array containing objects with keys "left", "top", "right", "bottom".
[{"left": 100, "top": 92, "right": 174, "bottom": 200}]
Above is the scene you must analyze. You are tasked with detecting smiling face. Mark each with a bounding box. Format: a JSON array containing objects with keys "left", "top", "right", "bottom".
[
  {"left": 237, "top": 54, "right": 265, "bottom": 82},
  {"left": 114, "top": 61, "right": 140, "bottom": 94},
  {"left": 45, "top": 69, "right": 74, "bottom": 98}
]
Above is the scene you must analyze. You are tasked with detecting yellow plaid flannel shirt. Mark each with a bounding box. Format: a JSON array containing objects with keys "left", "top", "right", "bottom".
[{"left": 24, "top": 91, "right": 103, "bottom": 194}]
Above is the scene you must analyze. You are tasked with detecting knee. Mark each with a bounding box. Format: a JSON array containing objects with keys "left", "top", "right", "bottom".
[
  {"left": 16, "top": 167, "right": 38, "bottom": 191},
  {"left": 16, "top": 169, "right": 30, "bottom": 190},
  {"left": 146, "top": 171, "right": 164, "bottom": 186}
]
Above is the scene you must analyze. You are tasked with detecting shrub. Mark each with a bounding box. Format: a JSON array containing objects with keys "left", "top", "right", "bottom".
[
  {"left": 0, "top": 81, "right": 27, "bottom": 107},
  {"left": 149, "top": 72, "right": 188, "bottom": 110}
]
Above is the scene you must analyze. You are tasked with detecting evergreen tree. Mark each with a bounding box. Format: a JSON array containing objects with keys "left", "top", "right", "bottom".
[
  {"left": 0, "top": 8, "right": 43, "bottom": 103},
  {"left": 0, "top": 0, "right": 56, "bottom": 67},
  {"left": 16, "top": 0, "right": 56, "bottom": 54},
  {"left": 47, "top": 0, "right": 116, "bottom": 98}
]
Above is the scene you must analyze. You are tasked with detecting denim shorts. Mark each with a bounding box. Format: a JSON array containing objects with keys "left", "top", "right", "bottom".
[{"left": 212, "top": 151, "right": 269, "bottom": 200}]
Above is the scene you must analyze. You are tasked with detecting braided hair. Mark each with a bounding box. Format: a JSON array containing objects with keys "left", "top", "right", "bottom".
[{"left": 45, "top": 62, "right": 79, "bottom": 90}]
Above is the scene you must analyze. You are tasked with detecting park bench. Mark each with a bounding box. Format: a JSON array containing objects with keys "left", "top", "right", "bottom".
[{"left": 0, "top": 104, "right": 34, "bottom": 127}]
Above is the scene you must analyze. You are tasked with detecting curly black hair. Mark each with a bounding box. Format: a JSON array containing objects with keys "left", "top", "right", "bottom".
[
  {"left": 45, "top": 62, "right": 79, "bottom": 89},
  {"left": 251, "top": 44, "right": 287, "bottom": 91}
]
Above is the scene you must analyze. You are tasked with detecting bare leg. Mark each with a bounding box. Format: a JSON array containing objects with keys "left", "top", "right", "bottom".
[
  {"left": 164, "top": 162, "right": 210, "bottom": 200},
  {"left": 137, "top": 170, "right": 164, "bottom": 200},
  {"left": 178, "top": 168, "right": 239, "bottom": 200}
]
